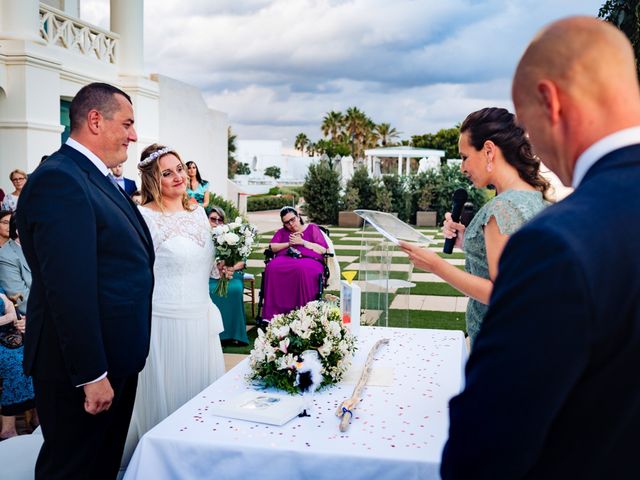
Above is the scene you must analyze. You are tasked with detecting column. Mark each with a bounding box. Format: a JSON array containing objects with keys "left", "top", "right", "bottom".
[
  {"left": 0, "top": 0, "right": 41, "bottom": 42},
  {"left": 397, "top": 156, "right": 403, "bottom": 175},
  {"left": 61, "top": 0, "right": 81, "bottom": 18},
  {"left": 406, "top": 157, "right": 411, "bottom": 175},
  {"left": 110, "top": 0, "right": 144, "bottom": 77}
]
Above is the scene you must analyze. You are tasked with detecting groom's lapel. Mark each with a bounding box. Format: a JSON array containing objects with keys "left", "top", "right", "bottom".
[{"left": 61, "top": 145, "right": 151, "bottom": 249}]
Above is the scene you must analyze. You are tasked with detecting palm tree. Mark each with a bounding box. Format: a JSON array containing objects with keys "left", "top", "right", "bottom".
[
  {"left": 343, "top": 107, "right": 374, "bottom": 159},
  {"left": 307, "top": 141, "right": 317, "bottom": 157},
  {"left": 375, "top": 123, "right": 401, "bottom": 147},
  {"left": 321, "top": 111, "right": 344, "bottom": 142},
  {"left": 294, "top": 133, "right": 309, "bottom": 156}
]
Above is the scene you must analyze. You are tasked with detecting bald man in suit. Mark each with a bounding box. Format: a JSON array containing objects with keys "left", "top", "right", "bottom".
[{"left": 442, "top": 17, "right": 640, "bottom": 479}]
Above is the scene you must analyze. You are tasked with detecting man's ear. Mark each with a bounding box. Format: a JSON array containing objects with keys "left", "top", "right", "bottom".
[
  {"left": 537, "top": 80, "right": 561, "bottom": 124},
  {"left": 87, "top": 109, "right": 101, "bottom": 134}
]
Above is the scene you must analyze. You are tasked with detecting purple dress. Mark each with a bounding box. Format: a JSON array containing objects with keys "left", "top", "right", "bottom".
[{"left": 262, "top": 224, "right": 328, "bottom": 321}]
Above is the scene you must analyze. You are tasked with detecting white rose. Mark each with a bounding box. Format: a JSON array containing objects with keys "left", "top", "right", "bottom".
[
  {"left": 278, "top": 338, "right": 290, "bottom": 354},
  {"left": 318, "top": 338, "right": 332, "bottom": 357},
  {"left": 275, "top": 325, "right": 290, "bottom": 339},
  {"left": 329, "top": 321, "right": 341, "bottom": 337},
  {"left": 223, "top": 232, "right": 240, "bottom": 246},
  {"left": 235, "top": 217, "right": 243, "bottom": 224}
]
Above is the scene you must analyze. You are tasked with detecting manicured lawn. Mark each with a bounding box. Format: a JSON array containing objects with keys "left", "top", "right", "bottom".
[{"left": 222, "top": 225, "right": 468, "bottom": 354}]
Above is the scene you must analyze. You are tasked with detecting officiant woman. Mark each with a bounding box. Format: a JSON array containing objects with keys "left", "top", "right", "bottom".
[
  {"left": 400, "top": 107, "right": 550, "bottom": 348},
  {"left": 261, "top": 207, "right": 328, "bottom": 321}
]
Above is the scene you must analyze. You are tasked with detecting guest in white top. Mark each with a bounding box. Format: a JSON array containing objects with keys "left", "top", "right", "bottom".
[{"left": 1, "top": 169, "right": 27, "bottom": 211}]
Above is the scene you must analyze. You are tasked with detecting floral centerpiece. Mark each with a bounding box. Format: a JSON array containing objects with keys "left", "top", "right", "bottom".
[
  {"left": 212, "top": 217, "right": 257, "bottom": 296},
  {"left": 249, "top": 301, "right": 357, "bottom": 394}
]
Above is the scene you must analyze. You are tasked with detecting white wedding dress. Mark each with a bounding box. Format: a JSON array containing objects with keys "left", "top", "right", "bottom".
[{"left": 123, "top": 206, "right": 225, "bottom": 464}]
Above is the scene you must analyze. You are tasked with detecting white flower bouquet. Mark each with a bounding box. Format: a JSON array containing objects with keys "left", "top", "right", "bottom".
[
  {"left": 249, "top": 301, "right": 357, "bottom": 394},
  {"left": 212, "top": 217, "right": 258, "bottom": 296}
]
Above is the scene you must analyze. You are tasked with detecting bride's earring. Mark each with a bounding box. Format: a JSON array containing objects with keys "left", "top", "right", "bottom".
[{"left": 486, "top": 161, "right": 493, "bottom": 173}]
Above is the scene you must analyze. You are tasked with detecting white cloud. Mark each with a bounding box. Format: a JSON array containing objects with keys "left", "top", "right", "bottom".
[{"left": 80, "top": 0, "right": 604, "bottom": 145}]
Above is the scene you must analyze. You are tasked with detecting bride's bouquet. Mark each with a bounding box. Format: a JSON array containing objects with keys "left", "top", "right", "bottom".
[{"left": 212, "top": 217, "right": 258, "bottom": 297}]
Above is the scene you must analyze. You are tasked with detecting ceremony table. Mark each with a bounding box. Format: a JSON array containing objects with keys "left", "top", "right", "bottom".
[{"left": 124, "top": 327, "right": 467, "bottom": 480}]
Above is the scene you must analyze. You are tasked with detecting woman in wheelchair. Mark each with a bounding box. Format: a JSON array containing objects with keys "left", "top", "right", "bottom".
[{"left": 261, "top": 207, "right": 329, "bottom": 321}]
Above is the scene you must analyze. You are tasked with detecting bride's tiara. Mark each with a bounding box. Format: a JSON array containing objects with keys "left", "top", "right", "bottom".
[{"left": 139, "top": 146, "right": 173, "bottom": 167}]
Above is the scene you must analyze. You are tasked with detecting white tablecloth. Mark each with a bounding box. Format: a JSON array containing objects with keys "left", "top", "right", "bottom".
[{"left": 124, "top": 327, "right": 467, "bottom": 480}]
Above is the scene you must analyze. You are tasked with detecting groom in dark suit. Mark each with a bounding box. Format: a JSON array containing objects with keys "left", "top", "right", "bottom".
[
  {"left": 441, "top": 17, "right": 640, "bottom": 479},
  {"left": 16, "top": 83, "right": 154, "bottom": 479}
]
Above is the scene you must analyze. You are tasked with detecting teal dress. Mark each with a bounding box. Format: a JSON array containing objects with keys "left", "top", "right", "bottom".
[
  {"left": 209, "top": 270, "right": 249, "bottom": 344},
  {"left": 463, "top": 189, "right": 548, "bottom": 347},
  {"left": 187, "top": 181, "right": 209, "bottom": 205}
]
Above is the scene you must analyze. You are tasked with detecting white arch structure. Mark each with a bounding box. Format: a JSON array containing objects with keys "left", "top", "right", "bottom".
[{"left": 364, "top": 147, "right": 446, "bottom": 176}]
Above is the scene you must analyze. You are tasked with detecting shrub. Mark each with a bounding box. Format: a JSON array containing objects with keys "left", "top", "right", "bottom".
[
  {"left": 247, "top": 194, "right": 296, "bottom": 212},
  {"left": 264, "top": 166, "right": 281, "bottom": 179},
  {"left": 340, "top": 186, "right": 360, "bottom": 211},
  {"left": 346, "top": 166, "right": 375, "bottom": 209},
  {"left": 373, "top": 181, "right": 393, "bottom": 212},
  {"left": 268, "top": 186, "right": 282, "bottom": 195},
  {"left": 382, "top": 174, "right": 411, "bottom": 221},
  {"left": 408, "top": 164, "right": 488, "bottom": 224},
  {"left": 302, "top": 161, "right": 340, "bottom": 224},
  {"left": 206, "top": 193, "right": 242, "bottom": 222},
  {"left": 236, "top": 162, "right": 251, "bottom": 175}
]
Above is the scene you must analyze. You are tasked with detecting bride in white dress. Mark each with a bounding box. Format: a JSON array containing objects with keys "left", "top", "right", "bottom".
[{"left": 123, "top": 144, "right": 226, "bottom": 462}]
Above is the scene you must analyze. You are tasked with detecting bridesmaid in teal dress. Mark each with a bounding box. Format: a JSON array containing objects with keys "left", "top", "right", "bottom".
[
  {"left": 400, "top": 108, "right": 550, "bottom": 348},
  {"left": 186, "top": 161, "right": 210, "bottom": 206},
  {"left": 208, "top": 207, "right": 249, "bottom": 345}
]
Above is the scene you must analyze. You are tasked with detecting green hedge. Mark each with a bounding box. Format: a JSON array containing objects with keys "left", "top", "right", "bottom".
[
  {"left": 247, "top": 194, "right": 296, "bottom": 212},
  {"left": 302, "top": 163, "right": 491, "bottom": 225}
]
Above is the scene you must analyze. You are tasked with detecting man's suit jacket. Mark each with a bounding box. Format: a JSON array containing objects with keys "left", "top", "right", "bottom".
[
  {"left": 0, "top": 238, "right": 32, "bottom": 314},
  {"left": 16, "top": 144, "right": 154, "bottom": 386},
  {"left": 122, "top": 177, "right": 137, "bottom": 196},
  {"left": 441, "top": 145, "right": 640, "bottom": 479}
]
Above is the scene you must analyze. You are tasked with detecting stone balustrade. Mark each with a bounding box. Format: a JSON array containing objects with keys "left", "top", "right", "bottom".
[{"left": 39, "top": 4, "right": 119, "bottom": 64}]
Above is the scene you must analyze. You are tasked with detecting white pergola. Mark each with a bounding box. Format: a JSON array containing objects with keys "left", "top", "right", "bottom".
[{"left": 364, "top": 147, "right": 446, "bottom": 176}]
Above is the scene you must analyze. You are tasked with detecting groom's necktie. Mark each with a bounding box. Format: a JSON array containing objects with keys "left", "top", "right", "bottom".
[{"left": 107, "top": 173, "right": 127, "bottom": 198}]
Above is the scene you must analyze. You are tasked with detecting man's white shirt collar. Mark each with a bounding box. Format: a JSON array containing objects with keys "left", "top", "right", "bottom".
[
  {"left": 572, "top": 126, "right": 640, "bottom": 188},
  {"left": 66, "top": 137, "right": 110, "bottom": 177}
]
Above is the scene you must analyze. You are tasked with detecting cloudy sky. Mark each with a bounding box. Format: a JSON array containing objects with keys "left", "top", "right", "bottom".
[{"left": 81, "top": 0, "right": 604, "bottom": 147}]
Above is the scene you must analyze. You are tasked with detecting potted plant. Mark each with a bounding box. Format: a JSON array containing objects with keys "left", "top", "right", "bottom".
[
  {"left": 416, "top": 186, "right": 437, "bottom": 227},
  {"left": 338, "top": 186, "right": 363, "bottom": 227}
]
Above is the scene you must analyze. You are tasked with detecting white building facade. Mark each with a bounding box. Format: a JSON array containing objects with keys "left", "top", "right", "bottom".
[{"left": 0, "top": 0, "right": 228, "bottom": 197}]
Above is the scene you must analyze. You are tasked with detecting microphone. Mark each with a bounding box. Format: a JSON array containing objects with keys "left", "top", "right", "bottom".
[{"left": 442, "top": 188, "right": 468, "bottom": 254}]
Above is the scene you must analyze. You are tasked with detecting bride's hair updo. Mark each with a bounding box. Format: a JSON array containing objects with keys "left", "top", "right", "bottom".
[{"left": 138, "top": 143, "right": 191, "bottom": 211}]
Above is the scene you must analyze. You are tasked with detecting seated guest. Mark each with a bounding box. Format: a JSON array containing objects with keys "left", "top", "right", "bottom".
[
  {"left": 261, "top": 207, "right": 328, "bottom": 321},
  {"left": 208, "top": 207, "right": 249, "bottom": 345},
  {"left": 0, "top": 288, "right": 37, "bottom": 440},
  {"left": 1, "top": 170, "right": 27, "bottom": 212},
  {"left": 186, "top": 161, "right": 210, "bottom": 206},
  {"left": 130, "top": 189, "right": 142, "bottom": 205},
  {"left": 0, "top": 214, "right": 31, "bottom": 315},
  {"left": 0, "top": 210, "right": 11, "bottom": 248},
  {"left": 109, "top": 162, "right": 137, "bottom": 196}
]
